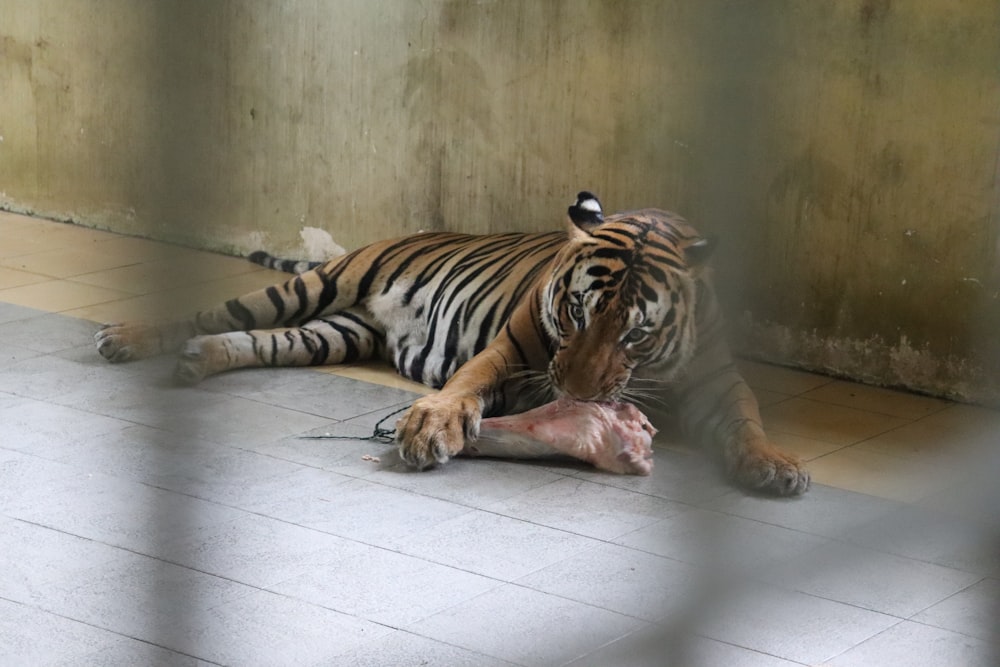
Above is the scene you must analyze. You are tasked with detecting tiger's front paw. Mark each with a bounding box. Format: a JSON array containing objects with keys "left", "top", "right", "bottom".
[
  {"left": 730, "top": 443, "right": 810, "bottom": 496},
  {"left": 395, "top": 393, "right": 482, "bottom": 470}
]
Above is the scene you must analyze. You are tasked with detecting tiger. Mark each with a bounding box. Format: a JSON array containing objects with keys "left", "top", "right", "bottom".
[{"left": 95, "top": 192, "right": 809, "bottom": 495}]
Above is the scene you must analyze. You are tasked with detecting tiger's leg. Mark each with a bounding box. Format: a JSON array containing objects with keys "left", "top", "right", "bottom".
[
  {"left": 95, "top": 255, "right": 364, "bottom": 363},
  {"left": 674, "top": 356, "right": 810, "bottom": 496},
  {"left": 172, "top": 309, "right": 384, "bottom": 384},
  {"left": 394, "top": 298, "right": 552, "bottom": 469}
]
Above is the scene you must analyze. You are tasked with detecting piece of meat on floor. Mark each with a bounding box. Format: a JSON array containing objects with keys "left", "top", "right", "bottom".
[{"left": 463, "top": 398, "right": 656, "bottom": 475}]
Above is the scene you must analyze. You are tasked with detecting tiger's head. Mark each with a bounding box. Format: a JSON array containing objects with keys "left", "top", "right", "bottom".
[{"left": 541, "top": 192, "right": 715, "bottom": 403}]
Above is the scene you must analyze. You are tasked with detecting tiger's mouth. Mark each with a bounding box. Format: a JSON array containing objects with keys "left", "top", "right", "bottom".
[{"left": 548, "top": 367, "right": 630, "bottom": 403}]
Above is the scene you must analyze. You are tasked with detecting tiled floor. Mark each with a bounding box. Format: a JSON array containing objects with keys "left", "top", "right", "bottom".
[{"left": 0, "top": 209, "right": 997, "bottom": 666}]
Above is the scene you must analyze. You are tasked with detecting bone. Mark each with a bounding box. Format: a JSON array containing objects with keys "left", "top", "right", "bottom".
[{"left": 462, "top": 398, "right": 656, "bottom": 475}]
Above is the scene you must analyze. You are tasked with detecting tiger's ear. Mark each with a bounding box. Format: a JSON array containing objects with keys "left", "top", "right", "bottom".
[
  {"left": 684, "top": 236, "right": 717, "bottom": 273},
  {"left": 567, "top": 191, "right": 603, "bottom": 238}
]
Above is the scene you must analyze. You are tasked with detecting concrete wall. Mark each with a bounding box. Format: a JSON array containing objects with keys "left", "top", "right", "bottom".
[{"left": 1, "top": 0, "right": 998, "bottom": 404}]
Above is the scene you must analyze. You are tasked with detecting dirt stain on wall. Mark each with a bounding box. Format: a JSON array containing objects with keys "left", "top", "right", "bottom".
[{"left": 1, "top": 0, "right": 998, "bottom": 404}]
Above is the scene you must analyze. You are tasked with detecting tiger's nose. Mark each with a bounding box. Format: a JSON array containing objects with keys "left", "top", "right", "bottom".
[
  {"left": 565, "top": 388, "right": 604, "bottom": 402},
  {"left": 551, "top": 362, "right": 621, "bottom": 402},
  {"left": 557, "top": 377, "right": 612, "bottom": 402}
]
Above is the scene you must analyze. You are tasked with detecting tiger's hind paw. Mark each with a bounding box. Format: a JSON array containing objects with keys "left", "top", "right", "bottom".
[
  {"left": 732, "top": 448, "right": 810, "bottom": 496},
  {"left": 173, "top": 337, "right": 217, "bottom": 385},
  {"left": 95, "top": 322, "right": 161, "bottom": 362}
]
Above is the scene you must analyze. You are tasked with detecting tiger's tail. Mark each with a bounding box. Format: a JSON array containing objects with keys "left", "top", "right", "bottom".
[{"left": 247, "top": 251, "right": 324, "bottom": 275}]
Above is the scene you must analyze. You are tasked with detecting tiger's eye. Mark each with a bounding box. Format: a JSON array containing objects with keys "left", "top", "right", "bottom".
[
  {"left": 624, "top": 328, "right": 647, "bottom": 343},
  {"left": 569, "top": 304, "right": 585, "bottom": 322}
]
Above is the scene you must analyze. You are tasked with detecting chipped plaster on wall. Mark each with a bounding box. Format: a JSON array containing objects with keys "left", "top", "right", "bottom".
[
  {"left": 227, "top": 227, "right": 346, "bottom": 263},
  {"left": 736, "top": 313, "right": 996, "bottom": 407},
  {"left": 298, "top": 226, "right": 346, "bottom": 261}
]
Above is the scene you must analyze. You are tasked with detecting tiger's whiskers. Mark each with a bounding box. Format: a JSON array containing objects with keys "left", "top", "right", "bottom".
[
  {"left": 508, "top": 368, "right": 555, "bottom": 406},
  {"left": 620, "top": 384, "right": 670, "bottom": 411}
]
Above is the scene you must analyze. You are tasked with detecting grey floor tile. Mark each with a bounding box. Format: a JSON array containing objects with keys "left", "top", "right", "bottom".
[
  {"left": 170, "top": 394, "right": 335, "bottom": 446},
  {"left": 243, "top": 472, "right": 472, "bottom": 546},
  {"left": 39, "top": 549, "right": 253, "bottom": 645},
  {"left": 159, "top": 509, "right": 500, "bottom": 628},
  {"left": 192, "top": 366, "right": 314, "bottom": 394},
  {"left": 366, "top": 456, "right": 568, "bottom": 508},
  {"left": 391, "top": 509, "right": 603, "bottom": 580},
  {"left": 325, "top": 399, "right": 419, "bottom": 435},
  {"left": 52, "top": 639, "right": 213, "bottom": 667},
  {"left": 911, "top": 577, "right": 999, "bottom": 643},
  {"left": 56, "top": 341, "right": 179, "bottom": 378},
  {"left": 917, "top": 460, "right": 1000, "bottom": 528},
  {"left": 762, "top": 541, "right": 981, "bottom": 617},
  {"left": 49, "top": 373, "right": 230, "bottom": 427},
  {"left": 567, "top": 627, "right": 806, "bottom": 667},
  {"left": 827, "top": 620, "right": 998, "bottom": 667},
  {"left": 0, "top": 448, "right": 81, "bottom": 510},
  {"left": 0, "top": 516, "right": 126, "bottom": 605},
  {"left": 677, "top": 636, "right": 808, "bottom": 667},
  {"left": 0, "top": 389, "right": 30, "bottom": 411},
  {"left": 696, "top": 580, "right": 898, "bottom": 665},
  {"left": 561, "top": 624, "right": 672, "bottom": 667},
  {"left": 51, "top": 422, "right": 306, "bottom": 504},
  {"left": 158, "top": 512, "right": 370, "bottom": 589},
  {"left": 0, "top": 341, "right": 44, "bottom": 365},
  {"left": 406, "top": 584, "right": 647, "bottom": 666},
  {"left": 325, "top": 630, "right": 519, "bottom": 667},
  {"left": 5, "top": 307, "right": 996, "bottom": 667},
  {"left": 571, "top": 443, "right": 733, "bottom": 505},
  {"left": 0, "top": 397, "right": 133, "bottom": 460},
  {"left": 250, "top": 402, "right": 419, "bottom": 477},
  {"left": 252, "top": 430, "right": 398, "bottom": 479},
  {"left": 201, "top": 461, "right": 356, "bottom": 510},
  {"left": 0, "top": 352, "right": 80, "bottom": 399},
  {"left": 0, "top": 347, "right": 160, "bottom": 401},
  {"left": 0, "top": 301, "right": 47, "bottom": 324},
  {"left": 486, "top": 476, "right": 684, "bottom": 541},
  {"left": 614, "top": 508, "right": 827, "bottom": 579},
  {"left": 270, "top": 542, "right": 501, "bottom": 627},
  {"left": 243, "top": 400, "right": 413, "bottom": 477},
  {"left": 514, "top": 542, "right": 698, "bottom": 622},
  {"left": 847, "top": 504, "right": 1000, "bottom": 577},
  {"left": 0, "top": 312, "right": 100, "bottom": 354},
  {"left": 48, "top": 367, "right": 333, "bottom": 446},
  {"left": 0, "top": 598, "right": 126, "bottom": 666},
  {"left": 201, "top": 367, "right": 421, "bottom": 421},
  {"left": 4, "top": 469, "right": 242, "bottom": 554},
  {"left": 705, "top": 483, "right": 903, "bottom": 539},
  {"left": 156, "top": 588, "right": 393, "bottom": 666}
]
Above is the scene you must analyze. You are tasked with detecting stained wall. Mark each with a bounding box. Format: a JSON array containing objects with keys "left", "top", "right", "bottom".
[{"left": 1, "top": 0, "right": 997, "bottom": 403}]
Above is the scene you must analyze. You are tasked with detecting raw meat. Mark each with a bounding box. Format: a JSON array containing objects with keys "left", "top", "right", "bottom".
[{"left": 462, "top": 398, "right": 656, "bottom": 475}]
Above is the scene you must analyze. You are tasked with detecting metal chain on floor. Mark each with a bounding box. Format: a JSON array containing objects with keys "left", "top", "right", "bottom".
[{"left": 298, "top": 404, "right": 411, "bottom": 443}]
